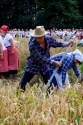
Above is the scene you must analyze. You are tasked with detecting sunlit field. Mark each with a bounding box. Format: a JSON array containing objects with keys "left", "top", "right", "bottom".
[{"left": 0, "top": 37, "right": 83, "bottom": 125}]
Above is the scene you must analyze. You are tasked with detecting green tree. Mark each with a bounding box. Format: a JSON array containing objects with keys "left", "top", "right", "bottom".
[
  {"left": 0, "top": 0, "right": 36, "bottom": 29},
  {"left": 35, "top": 0, "right": 82, "bottom": 29},
  {"left": 77, "top": 0, "right": 83, "bottom": 27},
  {"left": 0, "top": 0, "right": 83, "bottom": 29}
]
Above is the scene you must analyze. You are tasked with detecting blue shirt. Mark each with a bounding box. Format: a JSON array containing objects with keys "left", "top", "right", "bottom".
[
  {"left": 50, "top": 53, "right": 81, "bottom": 85},
  {"left": 25, "top": 35, "right": 68, "bottom": 75}
]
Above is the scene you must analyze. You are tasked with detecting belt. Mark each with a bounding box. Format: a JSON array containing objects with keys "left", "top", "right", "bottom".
[{"left": 6, "top": 46, "right": 11, "bottom": 48}]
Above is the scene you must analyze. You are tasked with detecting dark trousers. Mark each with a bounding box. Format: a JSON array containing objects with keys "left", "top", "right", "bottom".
[{"left": 19, "top": 70, "right": 57, "bottom": 91}]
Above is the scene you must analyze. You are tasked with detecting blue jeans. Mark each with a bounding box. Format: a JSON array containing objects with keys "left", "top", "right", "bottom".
[{"left": 19, "top": 70, "right": 57, "bottom": 91}]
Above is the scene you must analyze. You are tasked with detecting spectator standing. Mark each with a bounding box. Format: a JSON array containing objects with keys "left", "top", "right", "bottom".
[
  {"left": 0, "top": 25, "right": 19, "bottom": 78},
  {"left": 0, "top": 33, "right": 8, "bottom": 81},
  {"left": 63, "top": 31, "right": 71, "bottom": 42}
]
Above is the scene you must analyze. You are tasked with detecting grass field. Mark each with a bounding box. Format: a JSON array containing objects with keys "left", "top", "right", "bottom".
[{"left": 0, "top": 37, "right": 83, "bottom": 125}]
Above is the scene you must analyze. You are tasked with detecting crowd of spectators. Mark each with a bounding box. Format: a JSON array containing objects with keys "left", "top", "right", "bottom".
[{"left": 10, "top": 28, "right": 83, "bottom": 42}]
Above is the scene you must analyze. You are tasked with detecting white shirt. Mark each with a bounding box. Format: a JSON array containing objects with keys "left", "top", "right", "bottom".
[
  {"left": 3, "top": 33, "right": 13, "bottom": 47},
  {"left": 0, "top": 36, "right": 7, "bottom": 50}
]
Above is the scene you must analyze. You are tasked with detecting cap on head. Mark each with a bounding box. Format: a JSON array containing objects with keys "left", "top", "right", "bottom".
[
  {"left": 73, "top": 49, "right": 83, "bottom": 64},
  {"left": 0, "top": 25, "right": 9, "bottom": 31},
  {"left": 30, "top": 26, "right": 49, "bottom": 37}
]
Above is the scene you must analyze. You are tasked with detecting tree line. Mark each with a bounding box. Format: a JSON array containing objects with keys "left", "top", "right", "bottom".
[{"left": 0, "top": 0, "right": 83, "bottom": 29}]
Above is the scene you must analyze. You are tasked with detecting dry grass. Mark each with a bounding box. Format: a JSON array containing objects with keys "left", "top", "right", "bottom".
[
  {"left": 0, "top": 37, "right": 83, "bottom": 125},
  {"left": 0, "top": 80, "right": 83, "bottom": 125}
]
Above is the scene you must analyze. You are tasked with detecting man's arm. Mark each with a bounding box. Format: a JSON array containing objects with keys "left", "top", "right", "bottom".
[
  {"left": 72, "top": 65, "right": 82, "bottom": 78},
  {"left": 47, "top": 36, "right": 74, "bottom": 48}
]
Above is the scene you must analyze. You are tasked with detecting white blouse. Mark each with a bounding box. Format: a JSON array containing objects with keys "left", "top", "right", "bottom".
[
  {"left": 3, "top": 33, "right": 13, "bottom": 47},
  {"left": 0, "top": 36, "right": 7, "bottom": 50}
]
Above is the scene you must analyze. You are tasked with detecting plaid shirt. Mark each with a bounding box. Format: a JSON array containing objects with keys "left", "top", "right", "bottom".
[
  {"left": 50, "top": 53, "right": 81, "bottom": 85},
  {"left": 25, "top": 35, "right": 68, "bottom": 75}
]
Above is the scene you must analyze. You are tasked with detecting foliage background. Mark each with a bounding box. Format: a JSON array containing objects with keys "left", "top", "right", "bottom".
[{"left": 0, "top": 0, "right": 83, "bottom": 29}]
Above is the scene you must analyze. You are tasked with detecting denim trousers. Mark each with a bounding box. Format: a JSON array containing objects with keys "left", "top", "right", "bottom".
[{"left": 19, "top": 70, "right": 57, "bottom": 91}]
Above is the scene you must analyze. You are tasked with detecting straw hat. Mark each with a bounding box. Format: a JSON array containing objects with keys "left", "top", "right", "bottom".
[
  {"left": 73, "top": 49, "right": 83, "bottom": 64},
  {"left": 30, "top": 26, "right": 49, "bottom": 37},
  {"left": 0, "top": 25, "right": 9, "bottom": 31},
  {"left": 64, "top": 31, "right": 68, "bottom": 35}
]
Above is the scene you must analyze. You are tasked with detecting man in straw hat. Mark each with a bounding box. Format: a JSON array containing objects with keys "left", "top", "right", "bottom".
[
  {"left": 49, "top": 49, "right": 83, "bottom": 91},
  {"left": 63, "top": 31, "right": 71, "bottom": 42},
  {"left": 19, "top": 26, "right": 74, "bottom": 91}
]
